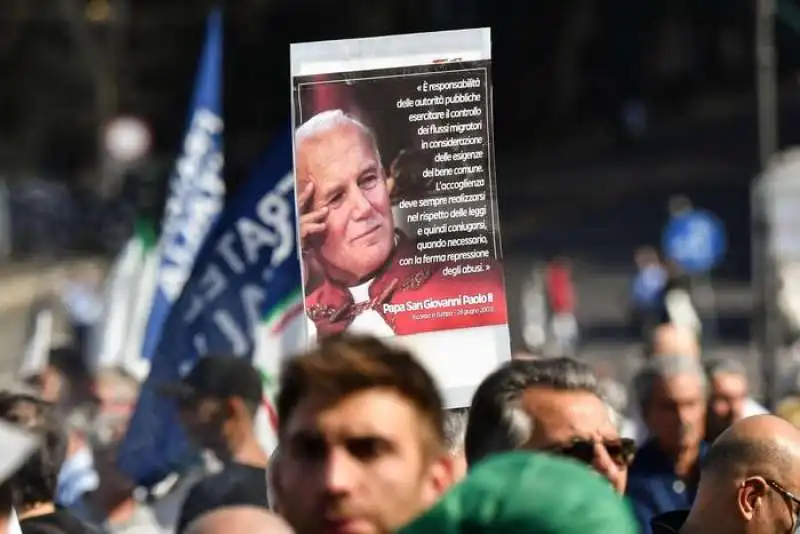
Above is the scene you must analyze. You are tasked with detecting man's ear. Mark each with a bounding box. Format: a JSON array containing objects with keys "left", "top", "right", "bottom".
[
  {"left": 421, "top": 453, "right": 455, "bottom": 507},
  {"left": 738, "top": 477, "right": 768, "bottom": 521},
  {"left": 225, "top": 396, "right": 250, "bottom": 420}
]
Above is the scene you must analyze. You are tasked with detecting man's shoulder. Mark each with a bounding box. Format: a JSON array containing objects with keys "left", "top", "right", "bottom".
[
  {"left": 188, "top": 464, "right": 263, "bottom": 495},
  {"left": 20, "top": 510, "right": 103, "bottom": 534},
  {"left": 628, "top": 440, "right": 666, "bottom": 475},
  {"left": 629, "top": 440, "right": 709, "bottom": 480},
  {"left": 187, "top": 464, "right": 248, "bottom": 498},
  {"left": 651, "top": 510, "right": 688, "bottom": 534}
]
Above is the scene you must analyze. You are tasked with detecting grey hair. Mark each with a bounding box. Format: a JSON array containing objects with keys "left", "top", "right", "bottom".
[
  {"left": 704, "top": 357, "right": 747, "bottom": 381},
  {"left": 634, "top": 355, "right": 708, "bottom": 414},
  {"left": 464, "top": 357, "right": 601, "bottom": 467},
  {"left": 295, "top": 109, "right": 381, "bottom": 161},
  {"left": 443, "top": 408, "right": 469, "bottom": 455}
]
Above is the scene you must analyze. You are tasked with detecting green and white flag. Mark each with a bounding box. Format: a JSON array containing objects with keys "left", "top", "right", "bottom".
[{"left": 91, "top": 218, "right": 158, "bottom": 377}]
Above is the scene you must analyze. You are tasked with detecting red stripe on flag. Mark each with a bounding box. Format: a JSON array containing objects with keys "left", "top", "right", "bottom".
[
  {"left": 270, "top": 302, "right": 304, "bottom": 336},
  {"left": 262, "top": 398, "right": 279, "bottom": 431}
]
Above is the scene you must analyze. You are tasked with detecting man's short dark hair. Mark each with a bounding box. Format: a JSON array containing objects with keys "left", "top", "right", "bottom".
[
  {"left": 0, "top": 392, "right": 66, "bottom": 509},
  {"left": 158, "top": 355, "right": 263, "bottom": 419},
  {"left": 277, "top": 335, "right": 445, "bottom": 454},
  {"left": 465, "top": 357, "right": 600, "bottom": 467}
]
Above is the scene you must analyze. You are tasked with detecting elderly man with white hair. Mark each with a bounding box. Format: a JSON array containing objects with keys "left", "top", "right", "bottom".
[{"left": 626, "top": 355, "right": 709, "bottom": 534}]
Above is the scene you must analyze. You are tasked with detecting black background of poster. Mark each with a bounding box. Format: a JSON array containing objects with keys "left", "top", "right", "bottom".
[{"left": 292, "top": 60, "right": 501, "bottom": 274}]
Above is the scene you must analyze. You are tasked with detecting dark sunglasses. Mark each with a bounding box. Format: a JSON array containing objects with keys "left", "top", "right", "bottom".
[
  {"left": 546, "top": 438, "right": 636, "bottom": 467},
  {"left": 766, "top": 479, "right": 800, "bottom": 525}
]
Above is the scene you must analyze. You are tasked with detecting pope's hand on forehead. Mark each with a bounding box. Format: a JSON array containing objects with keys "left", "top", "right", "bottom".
[{"left": 298, "top": 181, "right": 328, "bottom": 249}]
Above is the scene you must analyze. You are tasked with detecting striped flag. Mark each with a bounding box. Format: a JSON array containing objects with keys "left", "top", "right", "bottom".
[
  {"left": 90, "top": 218, "right": 158, "bottom": 375},
  {"left": 118, "top": 127, "right": 303, "bottom": 486},
  {"left": 140, "top": 8, "right": 224, "bottom": 363}
]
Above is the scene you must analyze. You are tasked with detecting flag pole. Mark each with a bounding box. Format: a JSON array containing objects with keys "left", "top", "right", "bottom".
[{"left": 755, "top": 0, "right": 780, "bottom": 409}]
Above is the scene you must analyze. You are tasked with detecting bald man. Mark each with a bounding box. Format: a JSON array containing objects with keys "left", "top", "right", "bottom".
[
  {"left": 651, "top": 415, "right": 800, "bottom": 534},
  {"left": 185, "top": 506, "right": 294, "bottom": 534}
]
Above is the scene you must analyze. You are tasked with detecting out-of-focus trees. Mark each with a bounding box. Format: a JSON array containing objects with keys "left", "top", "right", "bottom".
[
  {"left": 0, "top": 0, "right": 781, "bottom": 193},
  {"left": 0, "top": 0, "right": 211, "bottom": 183}
]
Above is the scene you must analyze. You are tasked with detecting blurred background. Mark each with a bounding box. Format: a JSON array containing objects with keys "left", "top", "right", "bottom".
[{"left": 1, "top": 0, "right": 799, "bottom": 404}]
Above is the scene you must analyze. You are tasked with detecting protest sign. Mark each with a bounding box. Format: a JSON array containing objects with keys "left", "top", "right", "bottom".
[
  {"left": 290, "top": 28, "right": 510, "bottom": 406},
  {"left": 118, "top": 129, "right": 303, "bottom": 486}
]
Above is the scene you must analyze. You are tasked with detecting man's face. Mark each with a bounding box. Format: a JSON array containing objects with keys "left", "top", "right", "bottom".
[
  {"left": 710, "top": 373, "right": 747, "bottom": 425},
  {"left": 299, "top": 124, "right": 394, "bottom": 284},
  {"left": 276, "top": 388, "right": 449, "bottom": 534},
  {"left": 521, "top": 387, "right": 630, "bottom": 494},
  {"left": 93, "top": 379, "right": 136, "bottom": 444},
  {"left": 644, "top": 373, "right": 706, "bottom": 455}
]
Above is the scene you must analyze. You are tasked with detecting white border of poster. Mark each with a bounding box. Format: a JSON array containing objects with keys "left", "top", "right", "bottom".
[{"left": 290, "top": 28, "right": 510, "bottom": 408}]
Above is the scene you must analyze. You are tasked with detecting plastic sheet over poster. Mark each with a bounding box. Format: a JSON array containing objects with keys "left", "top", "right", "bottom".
[{"left": 290, "top": 28, "right": 510, "bottom": 407}]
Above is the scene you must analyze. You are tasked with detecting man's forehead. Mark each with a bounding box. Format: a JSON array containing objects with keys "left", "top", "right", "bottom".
[
  {"left": 521, "top": 387, "right": 616, "bottom": 440},
  {"left": 521, "top": 386, "right": 603, "bottom": 409},
  {"left": 712, "top": 372, "right": 747, "bottom": 390},
  {"left": 299, "top": 124, "right": 375, "bottom": 167},
  {"left": 659, "top": 373, "right": 704, "bottom": 398},
  {"left": 284, "top": 389, "right": 419, "bottom": 439}
]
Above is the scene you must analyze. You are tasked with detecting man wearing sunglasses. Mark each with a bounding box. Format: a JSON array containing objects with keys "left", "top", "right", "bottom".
[
  {"left": 465, "top": 357, "right": 634, "bottom": 493},
  {"left": 652, "top": 415, "right": 800, "bottom": 534}
]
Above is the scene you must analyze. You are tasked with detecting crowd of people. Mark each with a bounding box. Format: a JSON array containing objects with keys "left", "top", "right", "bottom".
[{"left": 0, "top": 318, "right": 796, "bottom": 534}]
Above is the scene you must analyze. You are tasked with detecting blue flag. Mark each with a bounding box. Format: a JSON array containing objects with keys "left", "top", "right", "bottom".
[
  {"left": 141, "top": 8, "right": 225, "bottom": 362},
  {"left": 118, "top": 128, "right": 300, "bottom": 487}
]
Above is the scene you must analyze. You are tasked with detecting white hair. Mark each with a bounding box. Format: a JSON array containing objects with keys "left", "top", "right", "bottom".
[
  {"left": 443, "top": 408, "right": 469, "bottom": 455},
  {"left": 295, "top": 109, "right": 381, "bottom": 161},
  {"left": 634, "top": 355, "right": 708, "bottom": 414}
]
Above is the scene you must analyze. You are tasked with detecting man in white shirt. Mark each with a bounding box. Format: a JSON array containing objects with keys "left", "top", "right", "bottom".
[{"left": 703, "top": 357, "right": 768, "bottom": 442}]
